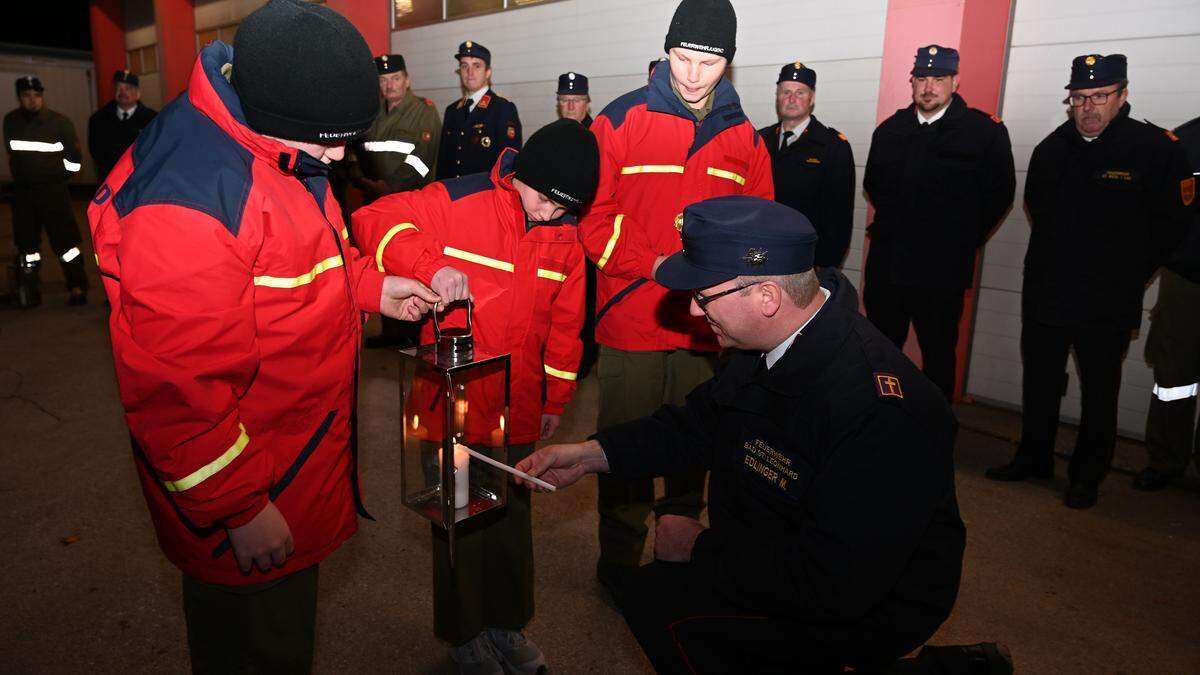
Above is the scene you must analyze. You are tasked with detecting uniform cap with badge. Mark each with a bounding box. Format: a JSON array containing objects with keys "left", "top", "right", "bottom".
[
  {"left": 113, "top": 70, "right": 140, "bottom": 87},
  {"left": 910, "top": 44, "right": 959, "bottom": 77},
  {"left": 15, "top": 76, "right": 43, "bottom": 94},
  {"left": 655, "top": 196, "right": 818, "bottom": 290},
  {"left": 1066, "top": 53, "right": 1127, "bottom": 89},
  {"left": 455, "top": 40, "right": 491, "bottom": 67},
  {"left": 557, "top": 72, "right": 589, "bottom": 96},
  {"left": 375, "top": 53, "right": 406, "bottom": 74},
  {"left": 777, "top": 61, "right": 816, "bottom": 89}
]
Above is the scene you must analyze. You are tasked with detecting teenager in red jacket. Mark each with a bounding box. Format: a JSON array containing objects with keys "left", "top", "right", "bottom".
[
  {"left": 352, "top": 120, "right": 598, "bottom": 675},
  {"left": 579, "top": 0, "right": 773, "bottom": 591},
  {"left": 87, "top": 3, "right": 437, "bottom": 672}
]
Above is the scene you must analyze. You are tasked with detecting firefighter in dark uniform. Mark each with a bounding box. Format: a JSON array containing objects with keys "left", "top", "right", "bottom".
[
  {"left": 863, "top": 45, "right": 1016, "bottom": 400},
  {"left": 556, "top": 71, "right": 599, "bottom": 375},
  {"left": 758, "top": 61, "right": 856, "bottom": 268},
  {"left": 4, "top": 76, "right": 88, "bottom": 307},
  {"left": 1134, "top": 115, "right": 1200, "bottom": 492},
  {"left": 986, "top": 55, "right": 1192, "bottom": 510},
  {"left": 87, "top": 70, "right": 157, "bottom": 182},
  {"left": 352, "top": 53, "right": 442, "bottom": 349},
  {"left": 435, "top": 41, "right": 522, "bottom": 180},
  {"left": 516, "top": 196, "right": 970, "bottom": 673}
]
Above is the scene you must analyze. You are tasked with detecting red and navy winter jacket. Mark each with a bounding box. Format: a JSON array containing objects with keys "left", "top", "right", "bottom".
[
  {"left": 352, "top": 149, "right": 584, "bottom": 445},
  {"left": 581, "top": 64, "right": 773, "bottom": 352},
  {"left": 88, "top": 42, "right": 384, "bottom": 585}
]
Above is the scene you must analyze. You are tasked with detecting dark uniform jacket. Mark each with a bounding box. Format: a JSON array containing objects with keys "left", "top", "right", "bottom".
[
  {"left": 596, "top": 300, "right": 965, "bottom": 653},
  {"left": 1023, "top": 104, "right": 1193, "bottom": 329},
  {"left": 1166, "top": 116, "right": 1200, "bottom": 283},
  {"left": 864, "top": 94, "right": 1015, "bottom": 289},
  {"left": 87, "top": 100, "right": 157, "bottom": 182},
  {"left": 436, "top": 88, "right": 521, "bottom": 179},
  {"left": 759, "top": 116, "right": 856, "bottom": 268},
  {"left": 4, "top": 107, "right": 82, "bottom": 186}
]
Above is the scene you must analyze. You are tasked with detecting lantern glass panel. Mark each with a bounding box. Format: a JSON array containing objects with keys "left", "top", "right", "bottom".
[{"left": 399, "top": 346, "right": 509, "bottom": 528}]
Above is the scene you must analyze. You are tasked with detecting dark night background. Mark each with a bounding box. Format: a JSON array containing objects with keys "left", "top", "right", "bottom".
[{"left": 0, "top": 3, "right": 93, "bottom": 51}]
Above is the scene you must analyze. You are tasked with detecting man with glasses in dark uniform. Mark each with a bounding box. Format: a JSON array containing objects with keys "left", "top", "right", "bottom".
[{"left": 987, "top": 54, "right": 1191, "bottom": 509}]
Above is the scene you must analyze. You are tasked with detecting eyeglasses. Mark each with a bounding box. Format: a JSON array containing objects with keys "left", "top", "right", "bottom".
[
  {"left": 692, "top": 282, "right": 761, "bottom": 310},
  {"left": 1063, "top": 88, "right": 1123, "bottom": 107}
]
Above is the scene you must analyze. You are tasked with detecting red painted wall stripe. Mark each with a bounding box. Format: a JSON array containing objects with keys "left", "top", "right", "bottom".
[
  {"left": 154, "top": 0, "right": 197, "bottom": 105},
  {"left": 89, "top": 0, "right": 126, "bottom": 106}
]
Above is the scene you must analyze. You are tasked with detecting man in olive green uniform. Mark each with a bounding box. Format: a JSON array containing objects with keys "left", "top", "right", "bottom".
[
  {"left": 351, "top": 53, "right": 441, "bottom": 348},
  {"left": 4, "top": 76, "right": 88, "bottom": 307}
]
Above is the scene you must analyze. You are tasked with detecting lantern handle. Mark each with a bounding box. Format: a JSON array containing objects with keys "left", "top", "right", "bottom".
[{"left": 432, "top": 298, "right": 473, "bottom": 342}]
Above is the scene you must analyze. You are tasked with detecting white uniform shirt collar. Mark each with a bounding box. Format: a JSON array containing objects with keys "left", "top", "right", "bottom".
[
  {"left": 467, "top": 87, "right": 488, "bottom": 108},
  {"left": 780, "top": 116, "right": 812, "bottom": 147},
  {"left": 916, "top": 104, "right": 949, "bottom": 125},
  {"left": 116, "top": 103, "right": 138, "bottom": 119},
  {"left": 764, "top": 287, "right": 831, "bottom": 369}
]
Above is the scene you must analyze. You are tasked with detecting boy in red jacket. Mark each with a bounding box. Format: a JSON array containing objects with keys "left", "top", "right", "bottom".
[{"left": 352, "top": 119, "right": 599, "bottom": 675}]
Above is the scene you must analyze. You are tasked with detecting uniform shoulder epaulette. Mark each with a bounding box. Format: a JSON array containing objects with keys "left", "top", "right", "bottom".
[
  {"left": 424, "top": 97, "right": 435, "bottom": 107},
  {"left": 826, "top": 126, "right": 848, "bottom": 142},
  {"left": 990, "top": 114, "right": 1003, "bottom": 124}
]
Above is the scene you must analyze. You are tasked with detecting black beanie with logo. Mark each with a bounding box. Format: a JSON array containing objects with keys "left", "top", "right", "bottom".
[
  {"left": 231, "top": 0, "right": 378, "bottom": 143},
  {"left": 514, "top": 119, "right": 600, "bottom": 212},
  {"left": 664, "top": 0, "right": 737, "bottom": 63}
]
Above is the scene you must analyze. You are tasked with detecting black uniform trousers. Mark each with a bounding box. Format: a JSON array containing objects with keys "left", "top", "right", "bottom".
[
  {"left": 431, "top": 443, "right": 535, "bottom": 645},
  {"left": 12, "top": 182, "right": 87, "bottom": 287},
  {"left": 182, "top": 564, "right": 320, "bottom": 675},
  {"left": 1016, "top": 316, "right": 1132, "bottom": 487},
  {"left": 1144, "top": 269, "right": 1200, "bottom": 476},
  {"left": 863, "top": 265, "right": 964, "bottom": 400},
  {"left": 617, "top": 561, "right": 945, "bottom": 674}
]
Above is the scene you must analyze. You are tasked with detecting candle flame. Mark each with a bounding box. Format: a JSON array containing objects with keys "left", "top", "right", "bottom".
[{"left": 412, "top": 414, "right": 420, "bottom": 430}]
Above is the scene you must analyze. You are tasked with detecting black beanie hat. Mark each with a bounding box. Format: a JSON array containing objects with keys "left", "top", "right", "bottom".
[
  {"left": 664, "top": 0, "right": 737, "bottom": 63},
  {"left": 514, "top": 119, "right": 600, "bottom": 212},
  {"left": 232, "top": 0, "right": 378, "bottom": 143}
]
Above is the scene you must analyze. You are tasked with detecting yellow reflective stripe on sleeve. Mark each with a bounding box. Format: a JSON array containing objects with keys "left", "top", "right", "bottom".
[
  {"left": 253, "top": 255, "right": 344, "bottom": 288},
  {"left": 597, "top": 214, "right": 623, "bottom": 270},
  {"left": 536, "top": 268, "right": 567, "bottom": 282},
  {"left": 341, "top": 226, "right": 349, "bottom": 240},
  {"left": 620, "top": 165, "right": 685, "bottom": 175},
  {"left": 375, "top": 223, "right": 418, "bottom": 272},
  {"left": 443, "top": 246, "right": 515, "bottom": 273},
  {"left": 544, "top": 364, "right": 578, "bottom": 381},
  {"left": 163, "top": 423, "right": 250, "bottom": 493},
  {"left": 706, "top": 167, "right": 746, "bottom": 185}
]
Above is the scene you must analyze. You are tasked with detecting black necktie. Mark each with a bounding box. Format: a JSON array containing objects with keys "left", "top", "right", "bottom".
[
  {"left": 120, "top": 111, "right": 129, "bottom": 121},
  {"left": 780, "top": 130, "right": 793, "bottom": 150}
]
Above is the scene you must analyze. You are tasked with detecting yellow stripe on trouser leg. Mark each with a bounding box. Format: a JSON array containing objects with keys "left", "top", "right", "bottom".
[{"left": 163, "top": 423, "right": 250, "bottom": 492}]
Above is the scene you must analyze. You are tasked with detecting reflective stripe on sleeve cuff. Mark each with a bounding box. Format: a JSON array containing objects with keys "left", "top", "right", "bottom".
[
  {"left": 1153, "top": 383, "right": 1198, "bottom": 402},
  {"left": 544, "top": 364, "right": 578, "bottom": 381},
  {"left": 163, "top": 423, "right": 250, "bottom": 492},
  {"left": 597, "top": 214, "right": 623, "bottom": 270},
  {"left": 375, "top": 223, "right": 418, "bottom": 272}
]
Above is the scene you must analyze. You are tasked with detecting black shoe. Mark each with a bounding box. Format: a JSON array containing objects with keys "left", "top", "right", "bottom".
[
  {"left": 1063, "top": 483, "right": 1097, "bottom": 509},
  {"left": 985, "top": 460, "right": 1053, "bottom": 482},
  {"left": 1132, "top": 467, "right": 1174, "bottom": 492},
  {"left": 67, "top": 288, "right": 87, "bottom": 306},
  {"left": 595, "top": 559, "right": 634, "bottom": 603}
]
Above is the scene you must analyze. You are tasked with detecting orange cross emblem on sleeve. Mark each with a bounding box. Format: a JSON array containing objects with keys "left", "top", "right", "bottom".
[{"left": 875, "top": 373, "right": 904, "bottom": 399}]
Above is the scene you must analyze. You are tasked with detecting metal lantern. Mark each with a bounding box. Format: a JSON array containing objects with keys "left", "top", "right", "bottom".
[{"left": 398, "top": 301, "right": 510, "bottom": 565}]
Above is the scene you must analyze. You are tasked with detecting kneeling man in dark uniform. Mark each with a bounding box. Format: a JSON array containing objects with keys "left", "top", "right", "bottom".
[{"left": 517, "top": 196, "right": 980, "bottom": 672}]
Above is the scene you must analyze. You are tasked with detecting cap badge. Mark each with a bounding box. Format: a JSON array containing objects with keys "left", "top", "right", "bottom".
[
  {"left": 382, "top": 55, "right": 388, "bottom": 62},
  {"left": 928, "top": 46, "right": 938, "bottom": 55},
  {"left": 481, "top": 136, "right": 492, "bottom": 148},
  {"left": 794, "top": 61, "right": 804, "bottom": 70},
  {"left": 1085, "top": 55, "right": 1096, "bottom": 66},
  {"left": 568, "top": 72, "right": 575, "bottom": 80},
  {"left": 466, "top": 41, "right": 473, "bottom": 49},
  {"left": 741, "top": 248, "right": 768, "bottom": 266}
]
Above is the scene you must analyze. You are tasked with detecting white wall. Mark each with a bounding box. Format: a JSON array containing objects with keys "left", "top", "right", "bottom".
[
  {"left": 393, "top": 0, "right": 889, "bottom": 288},
  {"left": 967, "top": 0, "right": 1200, "bottom": 438}
]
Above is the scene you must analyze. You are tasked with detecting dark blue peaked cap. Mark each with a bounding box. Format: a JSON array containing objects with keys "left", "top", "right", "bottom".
[
  {"left": 911, "top": 44, "right": 959, "bottom": 76},
  {"left": 655, "top": 196, "right": 818, "bottom": 290},
  {"left": 1066, "top": 53, "right": 1127, "bottom": 89},
  {"left": 455, "top": 40, "right": 491, "bottom": 66}
]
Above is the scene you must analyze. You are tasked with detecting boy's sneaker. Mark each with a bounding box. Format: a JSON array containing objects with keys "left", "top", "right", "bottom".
[
  {"left": 449, "top": 634, "right": 504, "bottom": 675},
  {"left": 483, "top": 628, "right": 547, "bottom": 675}
]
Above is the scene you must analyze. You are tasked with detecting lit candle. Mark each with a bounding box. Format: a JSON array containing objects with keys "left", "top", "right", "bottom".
[
  {"left": 450, "top": 442, "right": 470, "bottom": 509},
  {"left": 490, "top": 414, "right": 506, "bottom": 448}
]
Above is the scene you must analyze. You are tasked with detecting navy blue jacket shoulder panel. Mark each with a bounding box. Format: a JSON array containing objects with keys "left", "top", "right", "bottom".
[
  {"left": 597, "top": 86, "right": 649, "bottom": 131},
  {"left": 112, "top": 93, "right": 254, "bottom": 237}
]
